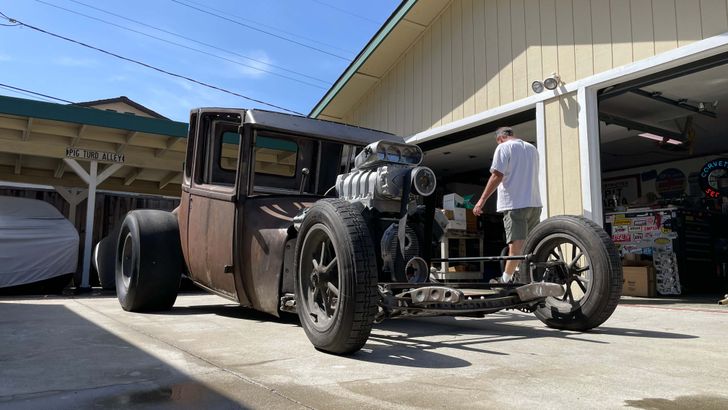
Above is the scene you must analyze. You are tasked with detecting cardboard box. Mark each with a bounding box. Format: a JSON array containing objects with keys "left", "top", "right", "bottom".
[
  {"left": 446, "top": 220, "right": 466, "bottom": 231},
  {"left": 443, "top": 193, "right": 464, "bottom": 210},
  {"left": 466, "top": 212, "right": 478, "bottom": 233},
  {"left": 443, "top": 208, "right": 466, "bottom": 221},
  {"left": 622, "top": 254, "right": 649, "bottom": 266},
  {"left": 622, "top": 266, "right": 656, "bottom": 297}
]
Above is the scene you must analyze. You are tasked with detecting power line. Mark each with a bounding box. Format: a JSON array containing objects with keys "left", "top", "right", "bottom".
[
  {"left": 1, "top": 15, "right": 304, "bottom": 115},
  {"left": 0, "top": 82, "right": 76, "bottom": 104},
  {"left": 168, "top": 0, "right": 350, "bottom": 61},
  {"left": 34, "top": 0, "right": 326, "bottom": 90},
  {"left": 63, "top": 0, "right": 331, "bottom": 85},
  {"left": 308, "top": 0, "right": 381, "bottom": 25},
  {"left": 175, "top": 0, "right": 356, "bottom": 56}
]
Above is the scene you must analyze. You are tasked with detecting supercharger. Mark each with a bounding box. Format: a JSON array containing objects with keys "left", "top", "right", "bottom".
[{"left": 335, "top": 141, "right": 437, "bottom": 214}]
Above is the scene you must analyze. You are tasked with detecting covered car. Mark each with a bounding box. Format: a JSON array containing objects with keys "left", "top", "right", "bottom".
[{"left": 0, "top": 196, "right": 79, "bottom": 288}]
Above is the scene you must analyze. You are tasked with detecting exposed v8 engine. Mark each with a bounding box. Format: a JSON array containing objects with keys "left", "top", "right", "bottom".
[{"left": 334, "top": 140, "right": 438, "bottom": 283}]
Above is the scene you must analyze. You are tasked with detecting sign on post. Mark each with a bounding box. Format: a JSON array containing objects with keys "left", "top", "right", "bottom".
[{"left": 65, "top": 147, "right": 125, "bottom": 164}]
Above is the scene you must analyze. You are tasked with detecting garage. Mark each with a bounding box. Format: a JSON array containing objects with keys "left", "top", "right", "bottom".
[
  {"left": 596, "top": 52, "right": 728, "bottom": 296},
  {"left": 310, "top": 0, "right": 728, "bottom": 297}
]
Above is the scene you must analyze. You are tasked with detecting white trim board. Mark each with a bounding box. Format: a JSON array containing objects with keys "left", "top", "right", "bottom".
[{"left": 408, "top": 33, "right": 728, "bottom": 145}]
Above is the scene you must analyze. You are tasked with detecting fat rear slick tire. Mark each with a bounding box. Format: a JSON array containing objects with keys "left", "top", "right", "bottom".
[
  {"left": 115, "top": 210, "right": 182, "bottom": 312},
  {"left": 522, "top": 215, "right": 622, "bottom": 331},
  {"left": 294, "top": 199, "right": 378, "bottom": 355}
]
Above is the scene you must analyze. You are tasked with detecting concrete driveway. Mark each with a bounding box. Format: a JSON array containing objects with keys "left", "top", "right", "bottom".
[{"left": 1, "top": 292, "right": 727, "bottom": 409}]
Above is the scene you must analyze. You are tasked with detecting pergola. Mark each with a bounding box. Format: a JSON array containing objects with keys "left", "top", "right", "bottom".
[{"left": 0, "top": 95, "right": 188, "bottom": 288}]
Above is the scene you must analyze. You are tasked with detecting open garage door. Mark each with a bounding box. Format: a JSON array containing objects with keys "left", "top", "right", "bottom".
[
  {"left": 418, "top": 110, "right": 537, "bottom": 280},
  {"left": 598, "top": 53, "right": 728, "bottom": 296}
]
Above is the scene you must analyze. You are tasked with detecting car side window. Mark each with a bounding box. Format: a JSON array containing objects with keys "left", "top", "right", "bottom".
[
  {"left": 193, "top": 113, "right": 241, "bottom": 187},
  {"left": 254, "top": 136, "right": 298, "bottom": 177}
]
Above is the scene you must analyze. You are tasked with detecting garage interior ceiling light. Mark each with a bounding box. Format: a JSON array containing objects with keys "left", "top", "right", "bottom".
[{"left": 638, "top": 132, "right": 683, "bottom": 145}]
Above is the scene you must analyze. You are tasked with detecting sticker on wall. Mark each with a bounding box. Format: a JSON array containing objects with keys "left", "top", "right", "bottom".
[
  {"left": 613, "top": 226, "right": 629, "bottom": 235},
  {"left": 656, "top": 168, "right": 686, "bottom": 199},
  {"left": 699, "top": 158, "right": 728, "bottom": 198},
  {"left": 653, "top": 237, "right": 672, "bottom": 247},
  {"left": 612, "top": 233, "right": 631, "bottom": 242}
]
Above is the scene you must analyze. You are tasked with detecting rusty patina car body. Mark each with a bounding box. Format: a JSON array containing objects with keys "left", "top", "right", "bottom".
[
  {"left": 176, "top": 109, "right": 404, "bottom": 316},
  {"left": 113, "top": 108, "right": 622, "bottom": 355}
]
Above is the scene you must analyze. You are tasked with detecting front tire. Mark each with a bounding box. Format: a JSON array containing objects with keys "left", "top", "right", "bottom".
[
  {"left": 294, "top": 199, "right": 378, "bottom": 355},
  {"left": 116, "top": 210, "right": 182, "bottom": 312},
  {"left": 522, "top": 215, "right": 622, "bottom": 330}
]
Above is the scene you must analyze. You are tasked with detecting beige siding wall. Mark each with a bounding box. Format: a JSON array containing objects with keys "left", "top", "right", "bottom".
[
  {"left": 544, "top": 93, "right": 582, "bottom": 216},
  {"left": 344, "top": 0, "right": 728, "bottom": 136}
]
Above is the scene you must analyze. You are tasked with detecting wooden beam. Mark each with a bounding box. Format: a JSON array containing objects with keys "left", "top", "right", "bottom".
[
  {"left": 70, "top": 124, "right": 86, "bottom": 147},
  {"left": 1, "top": 139, "right": 183, "bottom": 172},
  {"left": 14, "top": 155, "right": 22, "bottom": 174},
  {"left": 54, "top": 160, "right": 65, "bottom": 178},
  {"left": 155, "top": 137, "right": 182, "bottom": 157},
  {"left": 0, "top": 165, "right": 182, "bottom": 197},
  {"left": 22, "top": 118, "right": 33, "bottom": 141},
  {"left": 116, "top": 131, "right": 138, "bottom": 154},
  {"left": 159, "top": 171, "right": 180, "bottom": 189},
  {"left": 124, "top": 168, "right": 142, "bottom": 186}
]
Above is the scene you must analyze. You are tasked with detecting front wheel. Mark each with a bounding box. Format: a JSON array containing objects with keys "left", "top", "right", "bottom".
[
  {"left": 522, "top": 215, "right": 622, "bottom": 331},
  {"left": 294, "top": 199, "right": 378, "bottom": 355}
]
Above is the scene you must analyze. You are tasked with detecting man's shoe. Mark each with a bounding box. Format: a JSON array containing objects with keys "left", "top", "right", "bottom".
[{"left": 489, "top": 276, "right": 513, "bottom": 284}]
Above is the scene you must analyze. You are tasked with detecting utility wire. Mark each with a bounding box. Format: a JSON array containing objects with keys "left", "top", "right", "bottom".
[
  {"left": 63, "top": 0, "right": 331, "bottom": 85},
  {"left": 308, "top": 0, "right": 381, "bottom": 25},
  {"left": 1, "top": 15, "right": 304, "bottom": 115},
  {"left": 0, "top": 82, "right": 76, "bottom": 104},
  {"left": 169, "top": 0, "right": 350, "bottom": 61},
  {"left": 35, "top": 0, "right": 326, "bottom": 89},
  {"left": 175, "top": 0, "right": 356, "bottom": 56}
]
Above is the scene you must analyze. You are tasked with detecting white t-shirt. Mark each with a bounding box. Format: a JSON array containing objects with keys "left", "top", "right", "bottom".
[{"left": 490, "top": 138, "right": 542, "bottom": 212}]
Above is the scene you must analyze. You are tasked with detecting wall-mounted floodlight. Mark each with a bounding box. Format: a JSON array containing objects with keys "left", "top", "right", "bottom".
[
  {"left": 531, "top": 80, "right": 545, "bottom": 93},
  {"left": 531, "top": 73, "right": 561, "bottom": 93},
  {"left": 543, "top": 73, "right": 560, "bottom": 90}
]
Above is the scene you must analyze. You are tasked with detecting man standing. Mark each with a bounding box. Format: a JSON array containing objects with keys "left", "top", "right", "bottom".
[{"left": 473, "top": 126, "right": 542, "bottom": 283}]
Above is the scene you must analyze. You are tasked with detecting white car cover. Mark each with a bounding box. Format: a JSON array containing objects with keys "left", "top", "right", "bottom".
[{"left": 0, "top": 196, "right": 79, "bottom": 287}]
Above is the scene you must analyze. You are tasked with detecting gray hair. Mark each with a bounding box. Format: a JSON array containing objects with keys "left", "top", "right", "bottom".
[{"left": 495, "top": 126, "right": 514, "bottom": 139}]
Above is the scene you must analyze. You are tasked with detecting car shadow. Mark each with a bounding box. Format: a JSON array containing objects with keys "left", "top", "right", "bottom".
[
  {"left": 349, "top": 312, "right": 697, "bottom": 368},
  {"left": 619, "top": 295, "right": 723, "bottom": 305},
  {"left": 162, "top": 303, "right": 302, "bottom": 325}
]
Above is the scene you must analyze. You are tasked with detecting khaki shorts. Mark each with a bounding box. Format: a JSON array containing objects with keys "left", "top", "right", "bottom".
[{"left": 503, "top": 207, "right": 542, "bottom": 243}]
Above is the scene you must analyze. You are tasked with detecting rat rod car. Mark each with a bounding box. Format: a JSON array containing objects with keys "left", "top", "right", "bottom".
[{"left": 113, "top": 108, "right": 622, "bottom": 355}]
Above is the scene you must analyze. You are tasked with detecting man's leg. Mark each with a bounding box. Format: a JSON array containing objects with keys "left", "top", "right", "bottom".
[
  {"left": 502, "top": 209, "right": 530, "bottom": 281},
  {"left": 506, "top": 208, "right": 542, "bottom": 279},
  {"left": 505, "top": 240, "right": 524, "bottom": 275}
]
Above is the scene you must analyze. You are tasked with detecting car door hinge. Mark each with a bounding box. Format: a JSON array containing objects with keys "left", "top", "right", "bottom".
[{"left": 224, "top": 265, "right": 234, "bottom": 274}]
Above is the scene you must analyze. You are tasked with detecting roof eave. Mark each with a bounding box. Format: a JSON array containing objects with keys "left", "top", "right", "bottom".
[{"left": 308, "top": 0, "right": 418, "bottom": 119}]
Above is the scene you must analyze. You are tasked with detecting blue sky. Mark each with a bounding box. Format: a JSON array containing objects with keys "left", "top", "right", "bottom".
[{"left": 0, "top": 0, "right": 400, "bottom": 121}]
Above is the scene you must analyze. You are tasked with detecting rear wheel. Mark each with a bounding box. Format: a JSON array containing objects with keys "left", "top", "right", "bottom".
[
  {"left": 115, "top": 210, "right": 182, "bottom": 312},
  {"left": 294, "top": 199, "right": 378, "bottom": 355},
  {"left": 522, "top": 215, "right": 622, "bottom": 330},
  {"left": 94, "top": 225, "right": 120, "bottom": 290}
]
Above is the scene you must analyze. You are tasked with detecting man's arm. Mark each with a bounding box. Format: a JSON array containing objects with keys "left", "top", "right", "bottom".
[{"left": 473, "top": 170, "right": 503, "bottom": 216}]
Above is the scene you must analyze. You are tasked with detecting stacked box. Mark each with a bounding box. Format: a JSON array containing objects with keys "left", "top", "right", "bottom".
[
  {"left": 466, "top": 212, "right": 478, "bottom": 233},
  {"left": 442, "top": 193, "right": 464, "bottom": 210},
  {"left": 622, "top": 266, "right": 657, "bottom": 297}
]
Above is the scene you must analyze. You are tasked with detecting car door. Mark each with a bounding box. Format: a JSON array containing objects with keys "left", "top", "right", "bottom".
[{"left": 186, "top": 110, "right": 245, "bottom": 301}]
